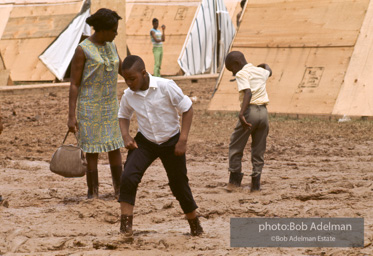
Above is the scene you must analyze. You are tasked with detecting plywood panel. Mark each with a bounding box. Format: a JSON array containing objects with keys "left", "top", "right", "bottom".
[
  {"left": 8, "top": 1, "right": 82, "bottom": 17},
  {"left": 0, "top": 5, "right": 13, "bottom": 39},
  {"left": 127, "top": 0, "right": 199, "bottom": 3},
  {"left": 127, "top": 35, "right": 186, "bottom": 75},
  {"left": 126, "top": 3, "right": 199, "bottom": 75},
  {"left": 333, "top": 0, "right": 373, "bottom": 117},
  {"left": 0, "top": 38, "right": 55, "bottom": 81},
  {"left": 2, "top": 14, "right": 76, "bottom": 39},
  {"left": 1, "top": 0, "right": 81, "bottom": 4},
  {"left": 235, "top": 0, "right": 369, "bottom": 48},
  {"left": 209, "top": 46, "right": 353, "bottom": 115}
]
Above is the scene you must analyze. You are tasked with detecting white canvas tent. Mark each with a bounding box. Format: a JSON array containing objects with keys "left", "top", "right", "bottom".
[
  {"left": 39, "top": 0, "right": 91, "bottom": 81},
  {"left": 177, "top": 0, "right": 235, "bottom": 75},
  {"left": 126, "top": 0, "right": 235, "bottom": 76}
]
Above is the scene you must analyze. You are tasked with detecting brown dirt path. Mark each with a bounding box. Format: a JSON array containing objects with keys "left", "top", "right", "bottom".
[{"left": 0, "top": 78, "right": 372, "bottom": 255}]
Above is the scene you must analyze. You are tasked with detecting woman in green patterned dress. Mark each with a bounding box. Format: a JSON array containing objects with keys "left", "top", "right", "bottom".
[{"left": 68, "top": 9, "right": 125, "bottom": 199}]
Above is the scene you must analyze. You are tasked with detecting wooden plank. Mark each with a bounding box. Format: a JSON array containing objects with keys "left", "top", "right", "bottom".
[
  {"left": 0, "top": 53, "right": 5, "bottom": 70},
  {"left": 235, "top": 0, "right": 369, "bottom": 48},
  {"left": 126, "top": 0, "right": 199, "bottom": 3},
  {"left": 0, "top": 5, "right": 13, "bottom": 39},
  {"left": 1, "top": 0, "right": 81, "bottom": 4},
  {"left": 0, "top": 38, "right": 55, "bottom": 81},
  {"left": 332, "top": 0, "right": 373, "bottom": 117},
  {"left": 209, "top": 46, "right": 353, "bottom": 115},
  {"left": 126, "top": 3, "right": 198, "bottom": 75},
  {"left": 7, "top": 1, "right": 82, "bottom": 17},
  {"left": 127, "top": 35, "right": 186, "bottom": 75},
  {"left": 0, "top": 70, "right": 12, "bottom": 86},
  {"left": 2, "top": 14, "right": 76, "bottom": 39}
]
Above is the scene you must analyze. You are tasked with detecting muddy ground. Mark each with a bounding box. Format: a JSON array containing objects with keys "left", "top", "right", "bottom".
[{"left": 0, "top": 78, "right": 372, "bottom": 255}]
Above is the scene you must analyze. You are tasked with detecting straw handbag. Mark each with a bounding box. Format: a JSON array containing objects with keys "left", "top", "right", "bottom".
[{"left": 50, "top": 131, "right": 87, "bottom": 178}]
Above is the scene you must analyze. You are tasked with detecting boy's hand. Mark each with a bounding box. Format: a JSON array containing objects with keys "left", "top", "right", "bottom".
[
  {"left": 174, "top": 139, "right": 187, "bottom": 156},
  {"left": 239, "top": 114, "right": 252, "bottom": 130},
  {"left": 161, "top": 24, "right": 166, "bottom": 30},
  {"left": 123, "top": 135, "right": 138, "bottom": 150}
]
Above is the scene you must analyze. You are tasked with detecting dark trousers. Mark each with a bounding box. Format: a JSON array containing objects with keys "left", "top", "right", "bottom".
[
  {"left": 118, "top": 132, "right": 198, "bottom": 214},
  {"left": 228, "top": 105, "right": 269, "bottom": 177}
]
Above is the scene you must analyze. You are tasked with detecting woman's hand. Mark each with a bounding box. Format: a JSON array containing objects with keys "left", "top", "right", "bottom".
[{"left": 67, "top": 117, "right": 78, "bottom": 133}]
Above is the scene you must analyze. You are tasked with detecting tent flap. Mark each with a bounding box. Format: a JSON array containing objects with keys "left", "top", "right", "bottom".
[
  {"left": 178, "top": 0, "right": 235, "bottom": 76},
  {"left": 39, "top": 7, "right": 91, "bottom": 80}
]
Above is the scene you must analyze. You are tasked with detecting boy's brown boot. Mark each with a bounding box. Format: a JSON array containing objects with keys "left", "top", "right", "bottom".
[
  {"left": 250, "top": 174, "right": 261, "bottom": 192},
  {"left": 120, "top": 215, "right": 133, "bottom": 236},
  {"left": 228, "top": 172, "right": 244, "bottom": 188},
  {"left": 187, "top": 217, "right": 204, "bottom": 236}
]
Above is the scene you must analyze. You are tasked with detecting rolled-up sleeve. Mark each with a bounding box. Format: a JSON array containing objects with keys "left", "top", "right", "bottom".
[
  {"left": 166, "top": 80, "right": 192, "bottom": 113},
  {"left": 118, "top": 90, "right": 134, "bottom": 119},
  {"left": 236, "top": 70, "right": 251, "bottom": 92}
]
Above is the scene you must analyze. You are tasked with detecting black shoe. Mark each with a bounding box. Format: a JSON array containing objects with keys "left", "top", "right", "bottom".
[
  {"left": 188, "top": 217, "right": 203, "bottom": 236},
  {"left": 86, "top": 169, "right": 99, "bottom": 199},
  {"left": 120, "top": 215, "right": 133, "bottom": 236},
  {"left": 228, "top": 172, "right": 244, "bottom": 187},
  {"left": 110, "top": 165, "right": 122, "bottom": 199},
  {"left": 250, "top": 174, "right": 261, "bottom": 192}
]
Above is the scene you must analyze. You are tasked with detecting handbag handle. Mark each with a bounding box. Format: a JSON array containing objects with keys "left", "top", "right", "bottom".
[{"left": 62, "top": 131, "right": 78, "bottom": 145}]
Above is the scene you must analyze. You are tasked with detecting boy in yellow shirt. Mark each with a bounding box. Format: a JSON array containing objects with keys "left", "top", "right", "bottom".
[{"left": 225, "top": 51, "right": 272, "bottom": 191}]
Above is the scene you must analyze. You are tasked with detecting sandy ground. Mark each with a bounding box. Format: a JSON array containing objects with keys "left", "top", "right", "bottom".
[{"left": 0, "top": 78, "right": 373, "bottom": 255}]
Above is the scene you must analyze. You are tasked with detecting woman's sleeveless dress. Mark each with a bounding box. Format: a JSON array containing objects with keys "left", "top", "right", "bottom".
[{"left": 77, "top": 39, "right": 124, "bottom": 153}]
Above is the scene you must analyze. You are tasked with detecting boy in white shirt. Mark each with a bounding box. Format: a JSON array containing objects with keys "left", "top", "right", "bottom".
[
  {"left": 118, "top": 55, "right": 203, "bottom": 237},
  {"left": 225, "top": 51, "right": 272, "bottom": 192}
]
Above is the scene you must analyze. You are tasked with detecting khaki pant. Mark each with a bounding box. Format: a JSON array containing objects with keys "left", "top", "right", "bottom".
[
  {"left": 152, "top": 46, "right": 163, "bottom": 77},
  {"left": 228, "top": 105, "right": 269, "bottom": 177}
]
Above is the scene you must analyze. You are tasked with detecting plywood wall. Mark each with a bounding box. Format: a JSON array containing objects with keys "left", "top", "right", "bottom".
[
  {"left": 209, "top": 0, "right": 372, "bottom": 116},
  {"left": 126, "top": 1, "right": 199, "bottom": 76},
  {"left": 333, "top": 0, "right": 373, "bottom": 117}
]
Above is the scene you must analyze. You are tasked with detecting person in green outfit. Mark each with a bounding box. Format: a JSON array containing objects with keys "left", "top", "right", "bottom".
[
  {"left": 150, "top": 18, "right": 165, "bottom": 77},
  {"left": 68, "top": 8, "right": 125, "bottom": 199}
]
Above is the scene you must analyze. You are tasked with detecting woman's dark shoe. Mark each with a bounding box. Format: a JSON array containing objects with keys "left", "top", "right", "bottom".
[
  {"left": 110, "top": 165, "right": 122, "bottom": 199},
  {"left": 86, "top": 169, "right": 99, "bottom": 199}
]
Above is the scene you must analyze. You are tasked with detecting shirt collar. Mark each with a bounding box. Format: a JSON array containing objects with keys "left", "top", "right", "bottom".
[
  {"left": 133, "top": 73, "right": 157, "bottom": 96},
  {"left": 148, "top": 73, "right": 158, "bottom": 89}
]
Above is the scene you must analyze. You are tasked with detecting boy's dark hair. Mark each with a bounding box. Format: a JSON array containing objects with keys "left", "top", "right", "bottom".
[
  {"left": 152, "top": 18, "right": 158, "bottom": 24},
  {"left": 122, "top": 55, "right": 145, "bottom": 71},
  {"left": 86, "top": 8, "right": 122, "bottom": 31}
]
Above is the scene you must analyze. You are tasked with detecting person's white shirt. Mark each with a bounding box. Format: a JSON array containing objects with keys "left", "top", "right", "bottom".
[
  {"left": 236, "top": 63, "right": 270, "bottom": 105},
  {"left": 118, "top": 74, "right": 192, "bottom": 144}
]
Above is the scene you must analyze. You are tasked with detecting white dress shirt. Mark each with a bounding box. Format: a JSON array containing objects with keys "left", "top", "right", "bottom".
[
  {"left": 118, "top": 74, "right": 192, "bottom": 144},
  {"left": 236, "top": 63, "right": 270, "bottom": 105}
]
